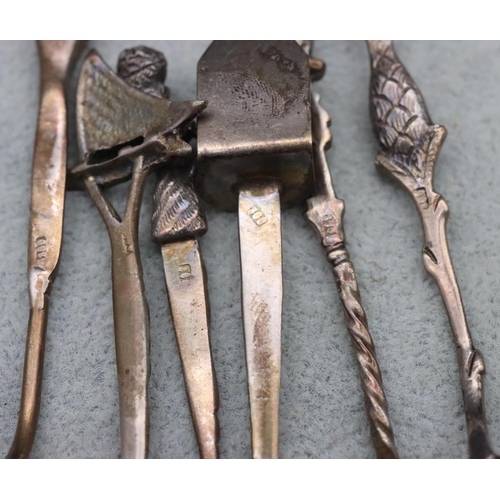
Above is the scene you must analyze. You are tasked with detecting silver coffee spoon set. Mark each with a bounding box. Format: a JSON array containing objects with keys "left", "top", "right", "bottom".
[{"left": 2, "top": 40, "right": 497, "bottom": 458}]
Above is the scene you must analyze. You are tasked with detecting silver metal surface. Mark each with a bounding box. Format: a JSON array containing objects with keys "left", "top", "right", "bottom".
[
  {"left": 119, "top": 45, "right": 221, "bottom": 459},
  {"left": 161, "top": 240, "right": 218, "bottom": 459},
  {"left": 197, "top": 41, "right": 312, "bottom": 458},
  {"left": 239, "top": 182, "right": 282, "bottom": 459},
  {"left": 72, "top": 47, "right": 205, "bottom": 458},
  {"left": 153, "top": 167, "right": 219, "bottom": 459},
  {"left": 7, "top": 40, "right": 83, "bottom": 459},
  {"left": 368, "top": 40, "right": 498, "bottom": 459},
  {"left": 196, "top": 40, "right": 313, "bottom": 212},
  {"left": 303, "top": 41, "right": 398, "bottom": 458}
]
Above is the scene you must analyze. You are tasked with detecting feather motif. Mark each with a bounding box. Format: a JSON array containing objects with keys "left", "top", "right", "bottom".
[
  {"left": 151, "top": 168, "right": 207, "bottom": 244},
  {"left": 367, "top": 40, "right": 446, "bottom": 185}
]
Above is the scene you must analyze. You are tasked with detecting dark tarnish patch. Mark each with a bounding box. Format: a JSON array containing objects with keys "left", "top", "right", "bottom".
[
  {"left": 215, "top": 70, "right": 288, "bottom": 119},
  {"left": 469, "top": 427, "right": 492, "bottom": 459}
]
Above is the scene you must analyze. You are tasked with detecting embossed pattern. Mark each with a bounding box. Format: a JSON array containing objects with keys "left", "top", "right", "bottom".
[
  {"left": 121, "top": 46, "right": 218, "bottom": 458},
  {"left": 72, "top": 46, "right": 206, "bottom": 459},
  {"left": 369, "top": 40, "right": 446, "bottom": 188},
  {"left": 305, "top": 82, "right": 398, "bottom": 458},
  {"left": 368, "top": 40, "right": 498, "bottom": 459},
  {"left": 329, "top": 254, "right": 397, "bottom": 458},
  {"left": 219, "top": 70, "right": 287, "bottom": 119},
  {"left": 119, "top": 47, "right": 208, "bottom": 246},
  {"left": 151, "top": 167, "right": 207, "bottom": 244},
  {"left": 78, "top": 51, "right": 175, "bottom": 154}
]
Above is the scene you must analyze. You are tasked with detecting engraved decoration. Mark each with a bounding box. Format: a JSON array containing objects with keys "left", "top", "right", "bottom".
[
  {"left": 369, "top": 40, "right": 446, "bottom": 201},
  {"left": 305, "top": 78, "right": 398, "bottom": 458},
  {"left": 151, "top": 165, "right": 207, "bottom": 244},
  {"left": 70, "top": 46, "right": 206, "bottom": 459},
  {"left": 123, "top": 47, "right": 218, "bottom": 458},
  {"left": 115, "top": 47, "right": 208, "bottom": 246},
  {"left": 368, "top": 40, "right": 498, "bottom": 459}
]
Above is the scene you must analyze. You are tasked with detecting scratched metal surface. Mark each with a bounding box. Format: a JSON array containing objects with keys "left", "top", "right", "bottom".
[{"left": 1, "top": 41, "right": 500, "bottom": 458}]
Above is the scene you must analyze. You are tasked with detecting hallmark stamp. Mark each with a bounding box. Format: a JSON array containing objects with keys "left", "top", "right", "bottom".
[
  {"left": 248, "top": 205, "right": 268, "bottom": 227},
  {"left": 321, "top": 213, "right": 339, "bottom": 245},
  {"left": 178, "top": 264, "right": 191, "bottom": 281},
  {"left": 121, "top": 235, "right": 133, "bottom": 255},
  {"left": 35, "top": 236, "right": 47, "bottom": 260}
]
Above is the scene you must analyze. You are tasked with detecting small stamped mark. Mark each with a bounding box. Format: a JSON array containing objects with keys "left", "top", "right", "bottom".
[
  {"left": 321, "top": 213, "right": 339, "bottom": 245},
  {"left": 35, "top": 236, "right": 47, "bottom": 260},
  {"left": 122, "top": 235, "right": 133, "bottom": 255},
  {"left": 178, "top": 264, "right": 191, "bottom": 281},
  {"left": 248, "top": 205, "right": 268, "bottom": 227}
]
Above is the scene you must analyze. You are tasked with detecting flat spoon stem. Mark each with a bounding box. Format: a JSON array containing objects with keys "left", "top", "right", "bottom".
[
  {"left": 238, "top": 182, "right": 282, "bottom": 459},
  {"left": 8, "top": 40, "right": 81, "bottom": 458},
  {"left": 161, "top": 239, "right": 218, "bottom": 458},
  {"left": 110, "top": 229, "right": 150, "bottom": 459},
  {"left": 7, "top": 295, "right": 49, "bottom": 458}
]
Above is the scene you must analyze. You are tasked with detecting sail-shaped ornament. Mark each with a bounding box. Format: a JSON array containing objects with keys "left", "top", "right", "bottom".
[{"left": 70, "top": 48, "right": 206, "bottom": 458}]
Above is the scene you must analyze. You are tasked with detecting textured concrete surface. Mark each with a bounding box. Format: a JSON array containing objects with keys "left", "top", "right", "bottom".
[{"left": 1, "top": 41, "right": 500, "bottom": 459}]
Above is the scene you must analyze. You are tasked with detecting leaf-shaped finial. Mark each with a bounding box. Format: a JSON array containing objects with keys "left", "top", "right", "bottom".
[{"left": 368, "top": 40, "right": 447, "bottom": 190}]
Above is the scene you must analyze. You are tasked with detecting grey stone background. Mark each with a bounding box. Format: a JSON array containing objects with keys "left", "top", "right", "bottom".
[{"left": 1, "top": 41, "right": 500, "bottom": 459}]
